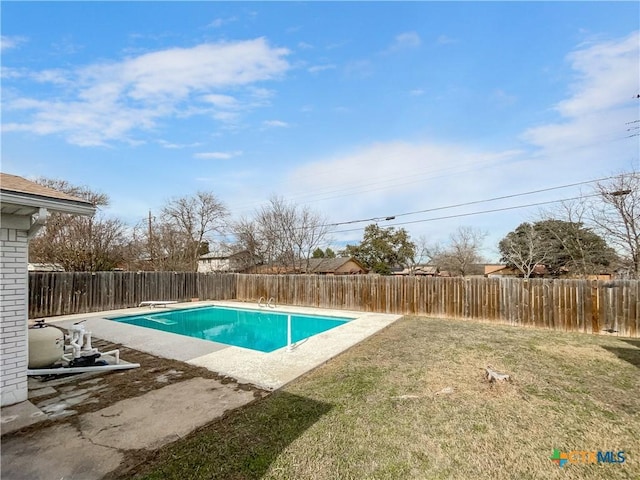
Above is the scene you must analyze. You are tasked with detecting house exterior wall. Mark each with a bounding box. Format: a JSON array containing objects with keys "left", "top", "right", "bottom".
[
  {"left": 334, "top": 260, "right": 366, "bottom": 274},
  {"left": 198, "top": 258, "right": 232, "bottom": 273},
  {"left": 198, "top": 255, "right": 252, "bottom": 273},
  {"left": 0, "top": 223, "right": 29, "bottom": 406}
]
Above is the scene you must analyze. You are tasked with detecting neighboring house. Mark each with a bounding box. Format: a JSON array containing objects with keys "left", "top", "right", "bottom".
[
  {"left": 243, "top": 264, "right": 298, "bottom": 275},
  {"left": 304, "top": 257, "right": 368, "bottom": 275},
  {"left": 486, "top": 264, "right": 549, "bottom": 278},
  {"left": 0, "top": 173, "right": 95, "bottom": 407},
  {"left": 586, "top": 273, "right": 614, "bottom": 281},
  {"left": 484, "top": 264, "right": 507, "bottom": 276},
  {"left": 485, "top": 264, "right": 615, "bottom": 280},
  {"left": 392, "top": 265, "right": 439, "bottom": 276},
  {"left": 198, "top": 251, "right": 259, "bottom": 273},
  {"left": 243, "top": 257, "right": 368, "bottom": 275}
]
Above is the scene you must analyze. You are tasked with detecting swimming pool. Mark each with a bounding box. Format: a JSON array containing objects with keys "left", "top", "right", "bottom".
[{"left": 109, "top": 306, "right": 353, "bottom": 353}]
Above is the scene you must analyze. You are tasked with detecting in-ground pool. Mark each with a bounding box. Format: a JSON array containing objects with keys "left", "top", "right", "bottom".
[{"left": 109, "top": 306, "right": 353, "bottom": 353}]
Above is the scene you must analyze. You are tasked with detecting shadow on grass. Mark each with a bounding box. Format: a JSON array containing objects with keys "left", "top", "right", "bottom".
[
  {"left": 620, "top": 339, "right": 640, "bottom": 349},
  {"left": 602, "top": 345, "right": 640, "bottom": 369},
  {"left": 111, "top": 391, "right": 332, "bottom": 480}
]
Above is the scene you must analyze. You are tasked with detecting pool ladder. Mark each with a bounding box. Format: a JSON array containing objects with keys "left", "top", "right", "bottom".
[
  {"left": 258, "top": 296, "right": 276, "bottom": 308},
  {"left": 257, "top": 298, "right": 299, "bottom": 353}
]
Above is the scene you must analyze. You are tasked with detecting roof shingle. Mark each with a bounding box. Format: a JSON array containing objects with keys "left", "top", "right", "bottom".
[{"left": 1, "top": 173, "right": 91, "bottom": 205}]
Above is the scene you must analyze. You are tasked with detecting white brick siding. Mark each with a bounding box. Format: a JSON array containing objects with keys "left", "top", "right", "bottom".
[{"left": 0, "top": 227, "right": 28, "bottom": 406}]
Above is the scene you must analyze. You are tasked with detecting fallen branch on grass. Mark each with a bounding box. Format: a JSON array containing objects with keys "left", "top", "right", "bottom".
[{"left": 485, "top": 365, "right": 511, "bottom": 383}]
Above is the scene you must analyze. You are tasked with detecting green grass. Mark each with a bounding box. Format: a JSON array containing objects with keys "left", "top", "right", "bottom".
[{"left": 108, "top": 317, "right": 640, "bottom": 480}]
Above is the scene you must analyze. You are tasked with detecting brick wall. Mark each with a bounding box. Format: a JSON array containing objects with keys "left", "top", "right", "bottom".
[{"left": 1, "top": 227, "right": 29, "bottom": 406}]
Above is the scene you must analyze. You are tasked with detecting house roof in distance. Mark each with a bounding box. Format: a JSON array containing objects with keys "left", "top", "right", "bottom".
[{"left": 305, "top": 257, "right": 367, "bottom": 273}]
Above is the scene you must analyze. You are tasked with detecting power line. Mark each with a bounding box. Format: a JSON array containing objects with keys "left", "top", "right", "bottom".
[
  {"left": 326, "top": 173, "right": 628, "bottom": 227},
  {"left": 207, "top": 172, "right": 637, "bottom": 239},
  {"left": 329, "top": 193, "right": 602, "bottom": 235}
]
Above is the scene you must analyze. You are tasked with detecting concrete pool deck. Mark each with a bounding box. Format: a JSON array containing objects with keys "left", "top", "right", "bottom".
[
  {"left": 2, "top": 303, "right": 401, "bottom": 479},
  {"left": 46, "top": 301, "right": 402, "bottom": 390}
]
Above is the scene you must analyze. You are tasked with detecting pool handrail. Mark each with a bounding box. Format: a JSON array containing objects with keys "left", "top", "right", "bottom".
[
  {"left": 258, "top": 296, "right": 266, "bottom": 308},
  {"left": 267, "top": 297, "right": 276, "bottom": 308}
]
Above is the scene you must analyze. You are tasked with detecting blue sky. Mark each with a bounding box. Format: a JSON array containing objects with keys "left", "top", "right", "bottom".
[{"left": 2, "top": 1, "right": 639, "bottom": 260}]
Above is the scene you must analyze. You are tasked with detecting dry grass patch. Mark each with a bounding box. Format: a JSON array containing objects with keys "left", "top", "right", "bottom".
[{"left": 116, "top": 317, "right": 639, "bottom": 480}]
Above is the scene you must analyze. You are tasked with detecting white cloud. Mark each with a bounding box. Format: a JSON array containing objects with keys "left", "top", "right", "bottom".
[
  {"left": 522, "top": 31, "right": 639, "bottom": 157},
  {"left": 32, "top": 69, "right": 73, "bottom": 85},
  {"left": 1, "top": 67, "right": 25, "bottom": 79},
  {"left": 289, "top": 142, "right": 521, "bottom": 197},
  {"left": 249, "top": 87, "right": 275, "bottom": 101},
  {"left": 308, "top": 64, "right": 337, "bottom": 73},
  {"left": 207, "top": 16, "right": 237, "bottom": 28},
  {"left": 556, "top": 31, "right": 639, "bottom": 117},
  {"left": 213, "top": 111, "right": 242, "bottom": 123},
  {"left": 2, "top": 38, "right": 290, "bottom": 146},
  {"left": 384, "top": 31, "right": 421, "bottom": 54},
  {"left": 0, "top": 35, "right": 27, "bottom": 51},
  {"left": 201, "top": 94, "right": 239, "bottom": 108},
  {"left": 410, "top": 89, "right": 425, "bottom": 96},
  {"left": 262, "top": 120, "right": 289, "bottom": 128},
  {"left": 194, "top": 150, "right": 243, "bottom": 160},
  {"left": 117, "top": 40, "right": 289, "bottom": 100},
  {"left": 158, "top": 140, "right": 203, "bottom": 149},
  {"left": 284, "top": 141, "right": 527, "bottom": 243},
  {"left": 436, "top": 35, "right": 457, "bottom": 45}
]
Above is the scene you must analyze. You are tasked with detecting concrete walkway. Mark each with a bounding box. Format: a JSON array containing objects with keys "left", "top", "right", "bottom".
[{"left": 1, "top": 377, "right": 257, "bottom": 480}]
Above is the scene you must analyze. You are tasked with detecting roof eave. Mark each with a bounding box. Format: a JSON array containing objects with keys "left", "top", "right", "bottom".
[{"left": 1, "top": 190, "right": 96, "bottom": 216}]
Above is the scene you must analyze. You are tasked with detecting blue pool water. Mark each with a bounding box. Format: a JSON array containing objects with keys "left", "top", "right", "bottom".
[{"left": 109, "top": 306, "right": 352, "bottom": 353}]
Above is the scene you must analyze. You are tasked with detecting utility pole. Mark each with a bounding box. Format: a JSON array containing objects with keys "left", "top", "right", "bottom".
[{"left": 148, "top": 210, "right": 154, "bottom": 269}]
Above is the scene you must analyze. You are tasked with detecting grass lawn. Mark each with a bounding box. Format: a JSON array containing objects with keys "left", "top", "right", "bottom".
[{"left": 110, "top": 316, "right": 640, "bottom": 480}]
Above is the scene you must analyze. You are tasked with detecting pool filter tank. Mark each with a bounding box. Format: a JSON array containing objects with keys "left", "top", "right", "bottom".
[{"left": 28, "top": 320, "right": 65, "bottom": 368}]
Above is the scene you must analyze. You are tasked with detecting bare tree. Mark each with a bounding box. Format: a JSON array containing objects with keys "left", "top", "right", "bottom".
[
  {"left": 428, "top": 226, "right": 486, "bottom": 276},
  {"left": 406, "top": 235, "right": 433, "bottom": 274},
  {"left": 232, "top": 196, "right": 330, "bottom": 272},
  {"left": 144, "top": 192, "right": 230, "bottom": 271},
  {"left": 29, "top": 179, "right": 128, "bottom": 271},
  {"left": 588, "top": 172, "right": 639, "bottom": 278},
  {"left": 447, "top": 226, "right": 487, "bottom": 276},
  {"left": 498, "top": 222, "right": 551, "bottom": 278},
  {"left": 291, "top": 205, "right": 331, "bottom": 271}
]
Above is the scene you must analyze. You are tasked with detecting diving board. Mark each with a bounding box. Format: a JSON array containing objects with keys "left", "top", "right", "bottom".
[{"left": 138, "top": 301, "right": 178, "bottom": 308}]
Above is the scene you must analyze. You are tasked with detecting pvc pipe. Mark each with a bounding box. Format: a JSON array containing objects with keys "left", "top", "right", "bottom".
[
  {"left": 83, "top": 330, "right": 93, "bottom": 351},
  {"left": 27, "top": 363, "right": 140, "bottom": 376}
]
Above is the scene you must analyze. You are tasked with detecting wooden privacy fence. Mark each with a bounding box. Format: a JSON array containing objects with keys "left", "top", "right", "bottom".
[
  {"left": 29, "top": 272, "right": 236, "bottom": 318},
  {"left": 29, "top": 272, "right": 639, "bottom": 337},
  {"left": 235, "top": 275, "right": 640, "bottom": 338}
]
